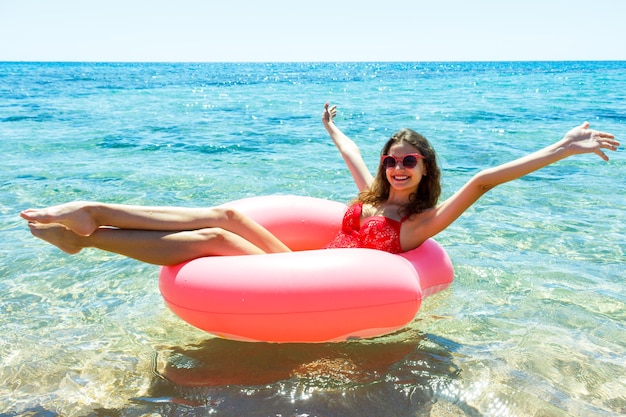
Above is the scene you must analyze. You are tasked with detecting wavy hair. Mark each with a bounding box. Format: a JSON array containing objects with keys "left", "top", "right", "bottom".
[{"left": 357, "top": 128, "right": 441, "bottom": 218}]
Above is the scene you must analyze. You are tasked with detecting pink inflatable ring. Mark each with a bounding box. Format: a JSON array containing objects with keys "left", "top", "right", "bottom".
[{"left": 159, "top": 195, "right": 454, "bottom": 343}]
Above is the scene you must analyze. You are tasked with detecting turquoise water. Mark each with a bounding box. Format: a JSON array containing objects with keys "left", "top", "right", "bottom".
[{"left": 1, "top": 61, "right": 624, "bottom": 416}]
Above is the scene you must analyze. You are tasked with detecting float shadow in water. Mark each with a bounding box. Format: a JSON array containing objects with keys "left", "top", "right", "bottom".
[{"left": 124, "top": 330, "right": 482, "bottom": 417}]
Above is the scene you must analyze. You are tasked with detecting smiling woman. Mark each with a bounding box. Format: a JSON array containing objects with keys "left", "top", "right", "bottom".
[
  {"left": 22, "top": 103, "right": 618, "bottom": 265},
  {"left": 19, "top": 101, "right": 619, "bottom": 344}
]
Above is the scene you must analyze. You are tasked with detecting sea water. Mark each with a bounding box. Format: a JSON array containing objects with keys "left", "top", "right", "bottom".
[{"left": 0, "top": 61, "right": 624, "bottom": 416}]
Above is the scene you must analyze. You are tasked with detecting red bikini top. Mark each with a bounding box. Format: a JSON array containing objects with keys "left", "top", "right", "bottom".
[{"left": 325, "top": 202, "right": 406, "bottom": 253}]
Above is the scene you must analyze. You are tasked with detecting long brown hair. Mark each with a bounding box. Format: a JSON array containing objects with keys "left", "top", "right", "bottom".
[{"left": 357, "top": 128, "right": 441, "bottom": 217}]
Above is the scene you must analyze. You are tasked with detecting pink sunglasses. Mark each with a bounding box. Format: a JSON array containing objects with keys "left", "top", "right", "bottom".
[{"left": 381, "top": 153, "right": 424, "bottom": 169}]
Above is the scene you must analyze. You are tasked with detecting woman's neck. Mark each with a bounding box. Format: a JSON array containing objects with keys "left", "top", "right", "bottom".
[{"left": 386, "top": 189, "right": 413, "bottom": 206}]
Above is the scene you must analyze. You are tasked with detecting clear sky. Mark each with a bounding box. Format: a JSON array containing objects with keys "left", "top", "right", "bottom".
[{"left": 1, "top": 0, "right": 623, "bottom": 62}]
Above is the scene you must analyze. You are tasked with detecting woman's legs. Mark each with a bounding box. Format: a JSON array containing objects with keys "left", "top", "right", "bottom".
[
  {"left": 27, "top": 222, "right": 278, "bottom": 265},
  {"left": 21, "top": 201, "right": 292, "bottom": 263}
]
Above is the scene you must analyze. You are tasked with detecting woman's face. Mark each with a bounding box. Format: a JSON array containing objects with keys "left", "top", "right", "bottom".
[{"left": 383, "top": 142, "right": 426, "bottom": 193}]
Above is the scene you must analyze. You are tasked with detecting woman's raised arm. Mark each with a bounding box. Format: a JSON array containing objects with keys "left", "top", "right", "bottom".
[
  {"left": 322, "top": 103, "right": 374, "bottom": 192},
  {"left": 413, "top": 122, "right": 619, "bottom": 244}
]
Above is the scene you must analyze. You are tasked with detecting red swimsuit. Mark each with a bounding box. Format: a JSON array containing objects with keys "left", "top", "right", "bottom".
[{"left": 325, "top": 202, "right": 406, "bottom": 254}]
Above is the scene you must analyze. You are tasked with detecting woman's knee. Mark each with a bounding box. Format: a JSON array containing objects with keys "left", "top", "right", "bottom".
[
  {"left": 194, "top": 227, "right": 228, "bottom": 243},
  {"left": 211, "top": 207, "right": 247, "bottom": 225}
]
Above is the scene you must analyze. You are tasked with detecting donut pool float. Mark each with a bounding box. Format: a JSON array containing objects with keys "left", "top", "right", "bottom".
[{"left": 159, "top": 195, "right": 454, "bottom": 343}]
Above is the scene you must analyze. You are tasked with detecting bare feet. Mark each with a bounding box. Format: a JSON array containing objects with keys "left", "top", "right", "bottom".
[
  {"left": 20, "top": 202, "right": 99, "bottom": 237},
  {"left": 27, "top": 222, "right": 84, "bottom": 254}
]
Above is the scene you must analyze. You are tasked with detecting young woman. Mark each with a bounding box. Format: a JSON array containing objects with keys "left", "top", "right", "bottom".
[{"left": 21, "top": 103, "right": 619, "bottom": 265}]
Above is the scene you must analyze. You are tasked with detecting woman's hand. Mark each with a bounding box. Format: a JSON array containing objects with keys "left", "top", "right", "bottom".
[
  {"left": 561, "top": 122, "right": 619, "bottom": 161},
  {"left": 322, "top": 102, "right": 337, "bottom": 125}
]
